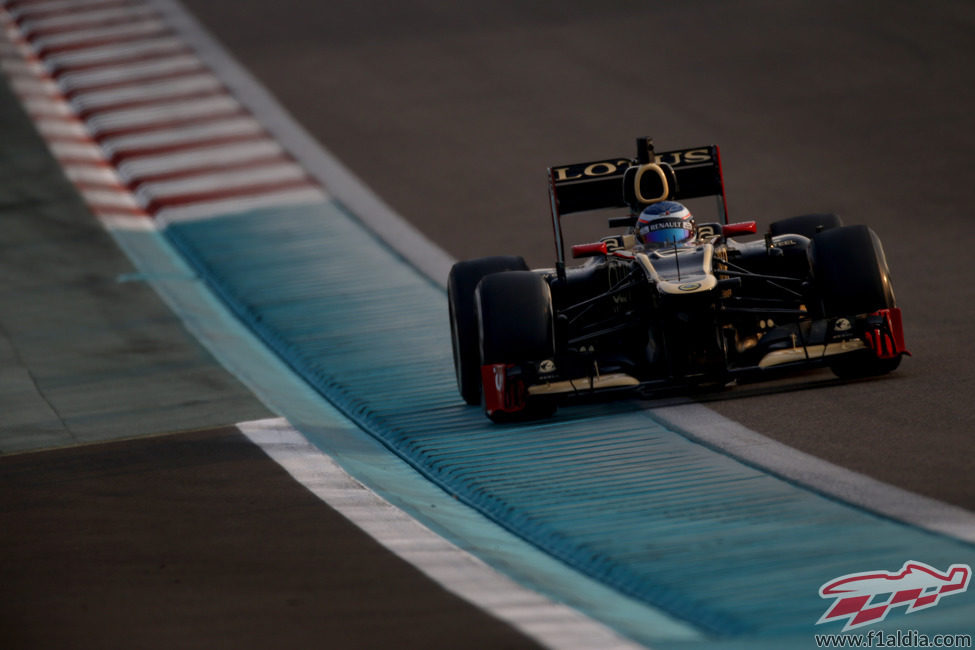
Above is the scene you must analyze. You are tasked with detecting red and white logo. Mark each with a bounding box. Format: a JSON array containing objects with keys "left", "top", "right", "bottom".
[{"left": 817, "top": 561, "right": 971, "bottom": 631}]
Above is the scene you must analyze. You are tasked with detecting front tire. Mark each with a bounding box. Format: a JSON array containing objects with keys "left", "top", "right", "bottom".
[
  {"left": 810, "top": 225, "right": 901, "bottom": 378},
  {"left": 448, "top": 256, "right": 528, "bottom": 405},
  {"left": 475, "top": 271, "right": 556, "bottom": 421}
]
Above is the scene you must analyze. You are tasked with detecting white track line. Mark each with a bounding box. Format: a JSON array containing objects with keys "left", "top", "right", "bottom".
[
  {"left": 8, "top": 0, "right": 132, "bottom": 19},
  {"left": 86, "top": 95, "right": 243, "bottom": 133},
  {"left": 69, "top": 72, "right": 222, "bottom": 112},
  {"left": 34, "top": 117, "right": 88, "bottom": 138},
  {"left": 63, "top": 164, "right": 120, "bottom": 185},
  {"left": 115, "top": 140, "right": 285, "bottom": 179},
  {"left": 239, "top": 418, "right": 644, "bottom": 650},
  {"left": 30, "top": 18, "right": 167, "bottom": 51},
  {"left": 44, "top": 37, "right": 188, "bottom": 71},
  {"left": 58, "top": 53, "right": 203, "bottom": 90},
  {"left": 133, "top": 161, "right": 308, "bottom": 202},
  {"left": 19, "top": 5, "right": 159, "bottom": 34},
  {"left": 98, "top": 115, "right": 262, "bottom": 154}
]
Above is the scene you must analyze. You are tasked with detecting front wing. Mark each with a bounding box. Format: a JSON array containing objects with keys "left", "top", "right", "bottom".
[{"left": 482, "top": 308, "right": 908, "bottom": 419}]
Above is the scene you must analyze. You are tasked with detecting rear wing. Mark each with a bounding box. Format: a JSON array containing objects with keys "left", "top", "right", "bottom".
[{"left": 547, "top": 137, "right": 728, "bottom": 272}]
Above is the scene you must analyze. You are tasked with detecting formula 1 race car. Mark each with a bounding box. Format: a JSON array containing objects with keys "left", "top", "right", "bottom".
[{"left": 448, "top": 137, "right": 908, "bottom": 422}]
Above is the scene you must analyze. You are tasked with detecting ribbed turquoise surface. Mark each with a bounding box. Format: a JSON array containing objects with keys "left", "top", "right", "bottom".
[{"left": 166, "top": 201, "right": 974, "bottom": 641}]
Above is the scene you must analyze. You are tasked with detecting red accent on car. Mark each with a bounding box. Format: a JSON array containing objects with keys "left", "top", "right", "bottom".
[
  {"left": 722, "top": 221, "right": 757, "bottom": 237},
  {"left": 570, "top": 242, "right": 609, "bottom": 258},
  {"left": 864, "top": 308, "right": 910, "bottom": 359},
  {"left": 481, "top": 364, "right": 527, "bottom": 417}
]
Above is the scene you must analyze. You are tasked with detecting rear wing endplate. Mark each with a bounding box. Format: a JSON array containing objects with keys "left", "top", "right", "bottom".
[{"left": 547, "top": 137, "right": 728, "bottom": 272}]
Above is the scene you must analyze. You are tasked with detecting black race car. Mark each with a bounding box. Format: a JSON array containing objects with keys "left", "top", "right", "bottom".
[{"left": 448, "top": 137, "right": 908, "bottom": 422}]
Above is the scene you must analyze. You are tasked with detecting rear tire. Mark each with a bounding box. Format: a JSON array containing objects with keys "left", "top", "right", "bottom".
[
  {"left": 810, "top": 225, "right": 901, "bottom": 378},
  {"left": 448, "top": 256, "right": 528, "bottom": 405},
  {"left": 476, "top": 271, "right": 556, "bottom": 421},
  {"left": 769, "top": 213, "right": 843, "bottom": 239}
]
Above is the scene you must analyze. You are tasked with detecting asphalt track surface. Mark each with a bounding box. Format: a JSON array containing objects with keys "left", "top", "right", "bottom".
[
  {"left": 0, "top": 63, "right": 539, "bottom": 649},
  {"left": 3, "top": 2, "right": 974, "bottom": 649},
  {"left": 178, "top": 0, "right": 975, "bottom": 510}
]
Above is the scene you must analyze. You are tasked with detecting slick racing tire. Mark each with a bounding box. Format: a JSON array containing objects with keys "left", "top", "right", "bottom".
[
  {"left": 476, "top": 271, "right": 556, "bottom": 422},
  {"left": 448, "top": 255, "right": 528, "bottom": 405},
  {"left": 810, "top": 225, "right": 901, "bottom": 378},
  {"left": 769, "top": 213, "right": 843, "bottom": 239}
]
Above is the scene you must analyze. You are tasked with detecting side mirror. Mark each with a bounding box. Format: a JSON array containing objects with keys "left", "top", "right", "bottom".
[
  {"left": 571, "top": 242, "right": 609, "bottom": 258},
  {"left": 723, "top": 221, "right": 757, "bottom": 237}
]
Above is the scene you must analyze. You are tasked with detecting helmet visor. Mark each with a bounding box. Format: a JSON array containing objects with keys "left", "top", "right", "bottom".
[{"left": 638, "top": 218, "right": 694, "bottom": 247}]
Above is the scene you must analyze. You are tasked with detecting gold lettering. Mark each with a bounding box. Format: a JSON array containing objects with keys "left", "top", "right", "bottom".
[
  {"left": 683, "top": 148, "right": 712, "bottom": 164},
  {"left": 584, "top": 162, "right": 618, "bottom": 177},
  {"left": 654, "top": 148, "right": 714, "bottom": 167},
  {"left": 655, "top": 152, "right": 681, "bottom": 166},
  {"left": 553, "top": 166, "right": 582, "bottom": 182},
  {"left": 554, "top": 159, "right": 630, "bottom": 182}
]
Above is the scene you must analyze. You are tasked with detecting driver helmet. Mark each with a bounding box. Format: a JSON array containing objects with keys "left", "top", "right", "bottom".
[{"left": 635, "top": 201, "right": 695, "bottom": 249}]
